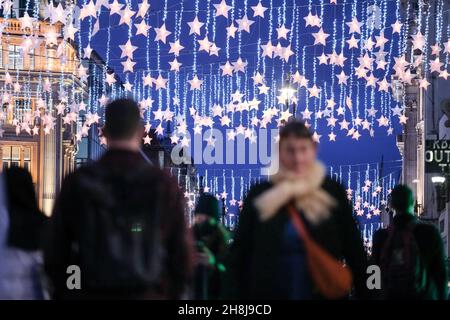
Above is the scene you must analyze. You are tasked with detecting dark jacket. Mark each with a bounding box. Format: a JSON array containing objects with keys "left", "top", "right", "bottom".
[
  {"left": 193, "top": 222, "right": 230, "bottom": 299},
  {"left": 44, "top": 149, "right": 194, "bottom": 299},
  {"left": 371, "top": 213, "right": 448, "bottom": 300},
  {"left": 226, "top": 177, "right": 370, "bottom": 300}
]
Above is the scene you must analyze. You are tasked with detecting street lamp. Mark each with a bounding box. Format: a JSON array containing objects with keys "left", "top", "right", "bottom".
[
  {"left": 431, "top": 176, "right": 446, "bottom": 184},
  {"left": 279, "top": 74, "right": 297, "bottom": 119}
]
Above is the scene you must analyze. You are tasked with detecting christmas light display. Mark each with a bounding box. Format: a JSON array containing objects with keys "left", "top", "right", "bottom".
[{"left": 0, "top": 0, "right": 447, "bottom": 240}]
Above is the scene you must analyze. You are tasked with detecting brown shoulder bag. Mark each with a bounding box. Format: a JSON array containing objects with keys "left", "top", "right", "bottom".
[{"left": 288, "top": 204, "right": 353, "bottom": 299}]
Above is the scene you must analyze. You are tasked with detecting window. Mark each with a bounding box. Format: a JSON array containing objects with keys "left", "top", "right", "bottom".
[
  {"left": 8, "top": 45, "right": 23, "bottom": 70},
  {"left": 2, "top": 99, "right": 30, "bottom": 125},
  {"left": 2, "top": 146, "right": 21, "bottom": 169},
  {"left": 23, "top": 147, "right": 31, "bottom": 171},
  {"left": 2, "top": 145, "right": 31, "bottom": 171},
  {"left": 19, "top": 0, "right": 35, "bottom": 17},
  {"left": 14, "top": 99, "right": 29, "bottom": 123},
  {"left": 2, "top": 103, "right": 13, "bottom": 125}
]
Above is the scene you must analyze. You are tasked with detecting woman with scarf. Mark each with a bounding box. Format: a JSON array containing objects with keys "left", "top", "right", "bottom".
[{"left": 227, "top": 121, "right": 369, "bottom": 300}]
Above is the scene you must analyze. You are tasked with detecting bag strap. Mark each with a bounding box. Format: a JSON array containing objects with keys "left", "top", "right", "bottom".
[{"left": 287, "top": 204, "right": 312, "bottom": 246}]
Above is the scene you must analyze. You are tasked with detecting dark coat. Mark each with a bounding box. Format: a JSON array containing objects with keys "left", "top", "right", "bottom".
[
  {"left": 226, "top": 177, "right": 370, "bottom": 300},
  {"left": 371, "top": 213, "right": 448, "bottom": 300},
  {"left": 44, "top": 149, "right": 194, "bottom": 299},
  {"left": 193, "top": 222, "right": 230, "bottom": 299}
]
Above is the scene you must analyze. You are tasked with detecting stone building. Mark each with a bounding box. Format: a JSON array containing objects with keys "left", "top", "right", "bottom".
[
  {"left": 397, "top": 0, "right": 450, "bottom": 263},
  {"left": 0, "top": 0, "right": 85, "bottom": 215}
]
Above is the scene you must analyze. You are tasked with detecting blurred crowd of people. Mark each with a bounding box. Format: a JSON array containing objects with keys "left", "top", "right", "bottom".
[{"left": 0, "top": 99, "right": 447, "bottom": 300}]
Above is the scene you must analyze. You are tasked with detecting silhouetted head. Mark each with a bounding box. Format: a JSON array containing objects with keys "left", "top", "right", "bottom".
[
  {"left": 279, "top": 120, "right": 317, "bottom": 175},
  {"left": 4, "top": 166, "right": 38, "bottom": 213},
  {"left": 103, "top": 98, "right": 143, "bottom": 151},
  {"left": 390, "top": 184, "right": 414, "bottom": 216}
]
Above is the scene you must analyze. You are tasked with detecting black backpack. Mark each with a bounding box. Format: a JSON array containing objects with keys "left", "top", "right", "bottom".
[
  {"left": 73, "top": 164, "right": 165, "bottom": 291},
  {"left": 380, "top": 222, "right": 427, "bottom": 299}
]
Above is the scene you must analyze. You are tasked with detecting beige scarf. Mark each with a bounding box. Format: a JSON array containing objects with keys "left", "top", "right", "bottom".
[{"left": 253, "top": 161, "right": 336, "bottom": 225}]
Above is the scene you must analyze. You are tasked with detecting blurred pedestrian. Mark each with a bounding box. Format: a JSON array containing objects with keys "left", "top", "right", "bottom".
[
  {"left": 44, "top": 98, "right": 194, "bottom": 299},
  {"left": 0, "top": 167, "right": 48, "bottom": 299},
  {"left": 192, "top": 194, "right": 230, "bottom": 299},
  {"left": 227, "top": 120, "right": 369, "bottom": 300},
  {"left": 372, "top": 185, "right": 448, "bottom": 299}
]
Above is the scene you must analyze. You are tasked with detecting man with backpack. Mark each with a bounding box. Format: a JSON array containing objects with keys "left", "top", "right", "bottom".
[
  {"left": 44, "top": 98, "right": 194, "bottom": 299},
  {"left": 192, "top": 193, "right": 230, "bottom": 300},
  {"left": 371, "top": 185, "right": 447, "bottom": 300}
]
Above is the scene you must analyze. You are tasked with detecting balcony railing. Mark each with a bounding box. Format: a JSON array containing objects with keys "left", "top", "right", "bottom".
[{"left": 0, "top": 17, "right": 62, "bottom": 36}]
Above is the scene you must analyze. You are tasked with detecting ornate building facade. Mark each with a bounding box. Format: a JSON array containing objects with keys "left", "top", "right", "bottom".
[{"left": 0, "top": 1, "right": 86, "bottom": 215}]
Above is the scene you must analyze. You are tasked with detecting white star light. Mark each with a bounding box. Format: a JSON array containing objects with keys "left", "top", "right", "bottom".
[
  {"left": 346, "top": 17, "right": 363, "bottom": 34},
  {"left": 214, "top": 0, "right": 232, "bottom": 18},
  {"left": 123, "top": 81, "right": 133, "bottom": 92},
  {"left": 277, "top": 24, "right": 290, "bottom": 39},
  {"left": 187, "top": 16, "right": 204, "bottom": 35},
  {"left": 169, "top": 40, "right": 184, "bottom": 56},
  {"left": 83, "top": 44, "right": 93, "bottom": 59},
  {"left": 119, "top": 39, "right": 138, "bottom": 59},
  {"left": 312, "top": 28, "right": 329, "bottom": 46},
  {"left": 122, "top": 58, "right": 136, "bottom": 73},
  {"left": 391, "top": 20, "right": 403, "bottom": 34},
  {"left": 19, "top": 12, "right": 36, "bottom": 30},
  {"left": 64, "top": 23, "right": 78, "bottom": 41},
  {"left": 226, "top": 23, "right": 238, "bottom": 38},
  {"left": 137, "top": 0, "right": 150, "bottom": 18},
  {"left": 198, "top": 37, "right": 211, "bottom": 52},
  {"left": 261, "top": 41, "right": 275, "bottom": 58},
  {"left": 419, "top": 78, "right": 431, "bottom": 90},
  {"left": 304, "top": 12, "right": 321, "bottom": 28},
  {"left": 236, "top": 14, "right": 255, "bottom": 33},
  {"left": 154, "top": 75, "right": 168, "bottom": 90},
  {"left": 232, "top": 58, "right": 248, "bottom": 73},
  {"left": 336, "top": 71, "right": 349, "bottom": 85},
  {"left": 252, "top": 1, "right": 268, "bottom": 18},
  {"left": 135, "top": 20, "right": 151, "bottom": 36},
  {"left": 189, "top": 75, "right": 203, "bottom": 90},
  {"left": 119, "top": 6, "right": 136, "bottom": 26},
  {"left": 220, "top": 61, "right": 234, "bottom": 76},
  {"left": 109, "top": 0, "right": 124, "bottom": 15},
  {"left": 308, "top": 85, "right": 321, "bottom": 98},
  {"left": 411, "top": 31, "right": 425, "bottom": 51},
  {"left": 154, "top": 23, "right": 172, "bottom": 43},
  {"left": 169, "top": 58, "right": 182, "bottom": 72}
]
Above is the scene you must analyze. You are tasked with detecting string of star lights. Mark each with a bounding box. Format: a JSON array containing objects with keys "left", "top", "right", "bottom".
[
  {"left": 171, "top": 159, "right": 401, "bottom": 231},
  {"left": 0, "top": 0, "right": 447, "bottom": 238}
]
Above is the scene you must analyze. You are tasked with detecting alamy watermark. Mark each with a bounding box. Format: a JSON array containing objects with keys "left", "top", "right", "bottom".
[{"left": 170, "top": 128, "right": 280, "bottom": 175}]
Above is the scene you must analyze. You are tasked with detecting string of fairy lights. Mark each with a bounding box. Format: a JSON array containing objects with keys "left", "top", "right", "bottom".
[
  {"left": 172, "top": 159, "right": 401, "bottom": 233},
  {"left": 0, "top": 0, "right": 448, "bottom": 237}
]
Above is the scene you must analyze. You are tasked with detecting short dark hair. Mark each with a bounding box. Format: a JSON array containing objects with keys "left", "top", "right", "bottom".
[
  {"left": 279, "top": 120, "right": 313, "bottom": 142},
  {"left": 195, "top": 193, "right": 221, "bottom": 220},
  {"left": 390, "top": 184, "right": 414, "bottom": 214},
  {"left": 103, "top": 98, "right": 141, "bottom": 140}
]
